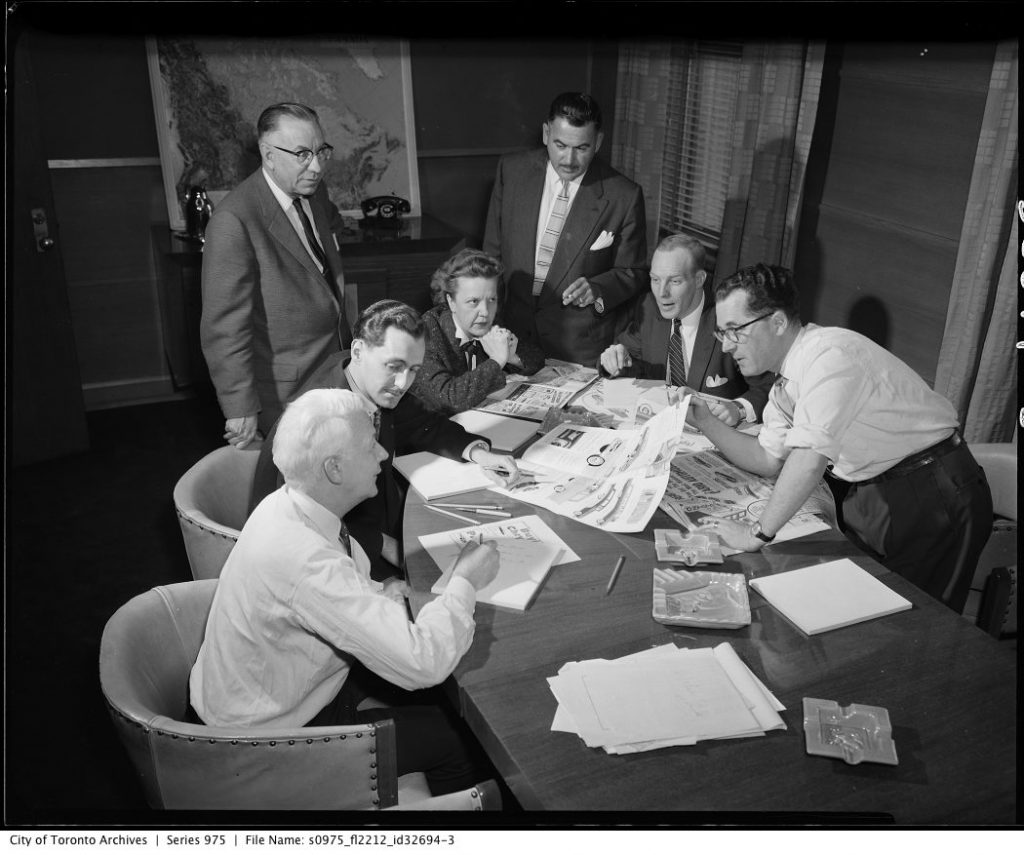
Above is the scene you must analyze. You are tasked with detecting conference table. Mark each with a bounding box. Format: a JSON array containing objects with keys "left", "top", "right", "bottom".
[{"left": 402, "top": 425, "right": 1017, "bottom": 821}]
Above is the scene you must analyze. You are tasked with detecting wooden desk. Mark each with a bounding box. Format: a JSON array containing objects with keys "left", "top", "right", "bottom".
[{"left": 404, "top": 487, "right": 1017, "bottom": 821}]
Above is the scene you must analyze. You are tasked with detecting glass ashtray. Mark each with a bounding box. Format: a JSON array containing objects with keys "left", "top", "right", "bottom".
[
  {"left": 802, "top": 697, "right": 898, "bottom": 766},
  {"left": 651, "top": 567, "right": 751, "bottom": 629}
]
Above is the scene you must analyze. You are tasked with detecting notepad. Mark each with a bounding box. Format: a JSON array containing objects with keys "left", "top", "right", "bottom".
[
  {"left": 749, "top": 558, "right": 912, "bottom": 635},
  {"left": 393, "top": 451, "right": 495, "bottom": 500},
  {"left": 449, "top": 410, "right": 539, "bottom": 454}
]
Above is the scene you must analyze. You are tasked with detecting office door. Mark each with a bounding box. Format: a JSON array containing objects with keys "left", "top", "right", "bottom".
[{"left": 9, "top": 32, "right": 89, "bottom": 465}]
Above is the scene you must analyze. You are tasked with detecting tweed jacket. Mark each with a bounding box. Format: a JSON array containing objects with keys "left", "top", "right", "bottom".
[
  {"left": 201, "top": 168, "right": 353, "bottom": 433},
  {"left": 411, "top": 305, "right": 545, "bottom": 416}
]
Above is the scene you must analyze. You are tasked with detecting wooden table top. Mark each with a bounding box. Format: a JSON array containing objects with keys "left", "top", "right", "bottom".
[{"left": 404, "top": 486, "right": 1017, "bottom": 822}]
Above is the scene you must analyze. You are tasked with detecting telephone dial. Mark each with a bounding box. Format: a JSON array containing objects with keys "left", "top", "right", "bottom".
[{"left": 360, "top": 194, "right": 411, "bottom": 229}]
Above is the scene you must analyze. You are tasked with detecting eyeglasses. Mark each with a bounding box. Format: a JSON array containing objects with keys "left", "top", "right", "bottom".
[
  {"left": 271, "top": 144, "right": 334, "bottom": 167},
  {"left": 713, "top": 312, "right": 774, "bottom": 343}
]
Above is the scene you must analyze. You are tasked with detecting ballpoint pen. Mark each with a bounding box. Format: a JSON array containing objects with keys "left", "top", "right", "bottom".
[
  {"left": 431, "top": 503, "right": 505, "bottom": 510},
  {"left": 605, "top": 555, "right": 626, "bottom": 595},
  {"left": 424, "top": 505, "right": 477, "bottom": 525}
]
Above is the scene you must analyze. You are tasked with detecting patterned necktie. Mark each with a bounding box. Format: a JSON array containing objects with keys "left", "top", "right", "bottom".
[
  {"left": 667, "top": 319, "right": 688, "bottom": 386},
  {"left": 338, "top": 520, "right": 352, "bottom": 556},
  {"left": 371, "top": 408, "right": 381, "bottom": 440},
  {"left": 293, "top": 198, "right": 329, "bottom": 274},
  {"left": 533, "top": 179, "right": 570, "bottom": 296},
  {"left": 461, "top": 339, "right": 484, "bottom": 369},
  {"left": 772, "top": 375, "right": 794, "bottom": 427}
]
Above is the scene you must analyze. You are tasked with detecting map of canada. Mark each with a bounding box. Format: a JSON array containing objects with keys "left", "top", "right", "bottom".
[{"left": 154, "top": 37, "right": 414, "bottom": 217}]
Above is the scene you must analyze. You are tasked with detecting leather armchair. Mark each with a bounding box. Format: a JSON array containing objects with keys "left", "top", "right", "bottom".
[
  {"left": 173, "top": 446, "right": 260, "bottom": 580},
  {"left": 99, "top": 580, "right": 501, "bottom": 810}
]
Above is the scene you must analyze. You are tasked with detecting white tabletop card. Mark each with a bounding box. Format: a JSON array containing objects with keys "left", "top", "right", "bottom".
[
  {"left": 393, "top": 451, "right": 496, "bottom": 501},
  {"left": 449, "top": 410, "right": 539, "bottom": 454}
]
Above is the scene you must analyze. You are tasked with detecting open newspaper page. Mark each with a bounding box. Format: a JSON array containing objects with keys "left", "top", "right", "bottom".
[
  {"left": 492, "top": 399, "right": 690, "bottom": 532},
  {"left": 475, "top": 361, "right": 599, "bottom": 422}
]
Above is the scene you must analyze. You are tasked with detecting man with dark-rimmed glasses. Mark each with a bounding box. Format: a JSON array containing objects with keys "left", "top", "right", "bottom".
[
  {"left": 689, "top": 263, "right": 992, "bottom": 613},
  {"left": 202, "top": 102, "right": 354, "bottom": 448}
]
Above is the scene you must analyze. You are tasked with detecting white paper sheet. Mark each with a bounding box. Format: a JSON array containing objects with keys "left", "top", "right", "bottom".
[{"left": 393, "top": 451, "right": 496, "bottom": 500}]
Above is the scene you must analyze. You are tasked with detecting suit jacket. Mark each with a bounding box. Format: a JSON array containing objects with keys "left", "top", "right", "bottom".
[
  {"left": 201, "top": 168, "right": 353, "bottom": 434},
  {"left": 249, "top": 351, "right": 482, "bottom": 571},
  {"left": 607, "top": 293, "right": 773, "bottom": 419},
  {"left": 483, "top": 150, "right": 647, "bottom": 366},
  {"left": 410, "top": 305, "right": 545, "bottom": 416}
]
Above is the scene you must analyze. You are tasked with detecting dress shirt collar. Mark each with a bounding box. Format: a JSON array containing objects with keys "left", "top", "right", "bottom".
[
  {"left": 262, "top": 168, "right": 304, "bottom": 213},
  {"left": 544, "top": 161, "right": 585, "bottom": 196},
  {"left": 342, "top": 364, "right": 381, "bottom": 426},
  {"left": 674, "top": 293, "right": 705, "bottom": 336},
  {"left": 451, "top": 313, "right": 477, "bottom": 345},
  {"left": 777, "top": 322, "right": 812, "bottom": 381},
  {"left": 283, "top": 485, "right": 343, "bottom": 543}
]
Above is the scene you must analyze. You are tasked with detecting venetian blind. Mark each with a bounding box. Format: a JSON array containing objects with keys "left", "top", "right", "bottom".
[{"left": 660, "top": 41, "right": 743, "bottom": 246}]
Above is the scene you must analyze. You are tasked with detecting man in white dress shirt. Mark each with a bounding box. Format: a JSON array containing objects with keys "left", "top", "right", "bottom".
[
  {"left": 689, "top": 263, "right": 992, "bottom": 612},
  {"left": 190, "top": 387, "right": 500, "bottom": 794}
]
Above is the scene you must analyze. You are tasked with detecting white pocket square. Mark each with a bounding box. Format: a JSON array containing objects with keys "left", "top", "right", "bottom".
[
  {"left": 589, "top": 230, "right": 615, "bottom": 251},
  {"left": 706, "top": 374, "right": 728, "bottom": 388}
]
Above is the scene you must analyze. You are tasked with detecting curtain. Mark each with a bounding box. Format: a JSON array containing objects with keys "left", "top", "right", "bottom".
[
  {"left": 610, "top": 42, "right": 674, "bottom": 253},
  {"left": 934, "top": 41, "right": 1018, "bottom": 443},
  {"left": 715, "top": 41, "right": 826, "bottom": 277}
]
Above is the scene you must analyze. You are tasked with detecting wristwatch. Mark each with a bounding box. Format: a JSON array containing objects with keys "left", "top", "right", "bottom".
[
  {"left": 593, "top": 296, "right": 605, "bottom": 314},
  {"left": 750, "top": 521, "right": 775, "bottom": 543}
]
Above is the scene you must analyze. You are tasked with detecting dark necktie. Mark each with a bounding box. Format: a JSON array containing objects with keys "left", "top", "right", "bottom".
[
  {"left": 461, "top": 339, "right": 484, "bottom": 370},
  {"left": 338, "top": 520, "right": 352, "bottom": 556},
  {"left": 667, "top": 319, "right": 688, "bottom": 386},
  {"left": 293, "top": 198, "right": 329, "bottom": 275},
  {"left": 371, "top": 408, "right": 381, "bottom": 440}
]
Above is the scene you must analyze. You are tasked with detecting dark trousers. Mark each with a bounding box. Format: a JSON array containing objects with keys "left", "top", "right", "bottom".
[
  {"left": 305, "top": 663, "right": 488, "bottom": 796},
  {"left": 840, "top": 441, "right": 993, "bottom": 613}
]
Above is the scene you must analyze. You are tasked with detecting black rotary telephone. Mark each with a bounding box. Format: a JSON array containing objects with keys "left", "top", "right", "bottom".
[{"left": 360, "top": 194, "right": 411, "bottom": 229}]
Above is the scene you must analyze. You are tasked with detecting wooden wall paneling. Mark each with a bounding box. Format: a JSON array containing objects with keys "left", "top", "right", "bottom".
[
  {"left": 812, "top": 205, "right": 958, "bottom": 383},
  {"left": 822, "top": 80, "right": 988, "bottom": 238},
  {"left": 838, "top": 42, "right": 996, "bottom": 93}
]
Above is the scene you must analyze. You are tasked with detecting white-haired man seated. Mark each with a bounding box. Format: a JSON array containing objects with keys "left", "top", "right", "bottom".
[{"left": 190, "top": 387, "right": 500, "bottom": 794}]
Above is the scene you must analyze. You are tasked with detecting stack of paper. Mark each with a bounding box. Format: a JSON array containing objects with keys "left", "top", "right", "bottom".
[
  {"left": 449, "top": 410, "right": 539, "bottom": 454},
  {"left": 393, "top": 451, "right": 496, "bottom": 501},
  {"left": 548, "top": 642, "right": 785, "bottom": 754},
  {"left": 749, "top": 558, "right": 913, "bottom": 635}
]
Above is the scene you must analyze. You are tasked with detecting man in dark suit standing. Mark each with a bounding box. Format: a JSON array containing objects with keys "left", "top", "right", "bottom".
[
  {"left": 201, "top": 103, "right": 354, "bottom": 449},
  {"left": 483, "top": 92, "right": 647, "bottom": 366},
  {"left": 600, "top": 234, "right": 773, "bottom": 425}
]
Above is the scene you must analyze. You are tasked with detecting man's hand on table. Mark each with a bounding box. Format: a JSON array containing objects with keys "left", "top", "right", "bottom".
[
  {"left": 706, "top": 518, "right": 766, "bottom": 553},
  {"left": 600, "top": 343, "right": 632, "bottom": 377},
  {"left": 670, "top": 388, "right": 742, "bottom": 428},
  {"left": 224, "top": 415, "right": 260, "bottom": 448},
  {"left": 452, "top": 539, "right": 500, "bottom": 591},
  {"left": 469, "top": 447, "right": 522, "bottom": 488}
]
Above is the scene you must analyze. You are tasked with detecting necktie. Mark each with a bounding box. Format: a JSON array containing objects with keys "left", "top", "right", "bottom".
[
  {"left": 461, "top": 339, "right": 484, "bottom": 370},
  {"left": 372, "top": 408, "right": 381, "bottom": 440},
  {"left": 533, "top": 179, "right": 570, "bottom": 296},
  {"left": 293, "top": 198, "right": 329, "bottom": 274},
  {"left": 338, "top": 520, "right": 352, "bottom": 556},
  {"left": 772, "top": 376, "right": 794, "bottom": 427},
  {"left": 667, "top": 319, "right": 688, "bottom": 387}
]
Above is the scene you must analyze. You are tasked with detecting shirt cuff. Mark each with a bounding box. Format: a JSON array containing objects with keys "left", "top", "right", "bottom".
[
  {"left": 442, "top": 574, "right": 478, "bottom": 610},
  {"left": 463, "top": 439, "right": 490, "bottom": 462},
  {"left": 734, "top": 397, "right": 756, "bottom": 423}
]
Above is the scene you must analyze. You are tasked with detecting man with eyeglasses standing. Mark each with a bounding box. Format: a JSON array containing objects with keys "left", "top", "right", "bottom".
[
  {"left": 689, "top": 263, "right": 992, "bottom": 613},
  {"left": 202, "top": 102, "right": 353, "bottom": 448},
  {"left": 598, "top": 234, "right": 773, "bottom": 425}
]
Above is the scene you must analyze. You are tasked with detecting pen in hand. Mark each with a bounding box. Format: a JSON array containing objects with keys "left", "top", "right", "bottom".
[{"left": 605, "top": 555, "right": 626, "bottom": 595}]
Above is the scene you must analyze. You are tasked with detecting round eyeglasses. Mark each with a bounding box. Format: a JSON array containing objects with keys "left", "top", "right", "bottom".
[
  {"left": 271, "top": 144, "right": 335, "bottom": 167},
  {"left": 713, "top": 312, "right": 774, "bottom": 343}
]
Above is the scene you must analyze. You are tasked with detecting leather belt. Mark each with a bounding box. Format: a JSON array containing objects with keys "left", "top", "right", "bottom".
[{"left": 859, "top": 430, "right": 962, "bottom": 486}]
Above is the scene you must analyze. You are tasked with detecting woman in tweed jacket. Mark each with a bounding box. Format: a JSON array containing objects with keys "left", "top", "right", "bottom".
[{"left": 411, "top": 248, "right": 545, "bottom": 415}]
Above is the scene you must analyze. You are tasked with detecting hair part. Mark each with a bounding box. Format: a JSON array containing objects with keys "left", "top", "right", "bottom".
[
  {"left": 257, "top": 103, "right": 321, "bottom": 139},
  {"left": 714, "top": 263, "right": 801, "bottom": 320},
  {"left": 654, "top": 234, "right": 707, "bottom": 274},
  {"left": 352, "top": 300, "right": 425, "bottom": 348},
  {"left": 429, "top": 248, "right": 503, "bottom": 307},
  {"left": 272, "top": 388, "right": 374, "bottom": 491},
  {"left": 547, "top": 92, "right": 603, "bottom": 131}
]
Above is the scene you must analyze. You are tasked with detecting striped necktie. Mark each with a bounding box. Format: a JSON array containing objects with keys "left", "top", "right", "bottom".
[
  {"left": 666, "top": 319, "right": 688, "bottom": 386},
  {"left": 293, "top": 198, "right": 329, "bottom": 275},
  {"left": 338, "top": 521, "right": 352, "bottom": 556},
  {"left": 772, "top": 375, "right": 794, "bottom": 427},
  {"left": 533, "top": 179, "right": 570, "bottom": 296}
]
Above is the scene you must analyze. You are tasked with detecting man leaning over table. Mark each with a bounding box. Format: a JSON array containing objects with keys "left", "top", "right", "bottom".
[
  {"left": 688, "top": 263, "right": 992, "bottom": 613},
  {"left": 600, "top": 234, "right": 774, "bottom": 425},
  {"left": 190, "top": 387, "right": 500, "bottom": 795},
  {"left": 201, "top": 102, "right": 354, "bottom": 449},
  {"left": 483, "top": 92, "right": 647, "bottom": 365},
  {"left": 249, "top": 300, "right": 520, "bottom": 580}
]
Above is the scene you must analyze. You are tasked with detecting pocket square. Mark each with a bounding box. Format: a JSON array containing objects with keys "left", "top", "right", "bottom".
[
  {"left": 589, "top": 230, "right": 615, "bottom": 251},
  {"left": 706, "top": 374, "right": 728, "bottom": 388}
]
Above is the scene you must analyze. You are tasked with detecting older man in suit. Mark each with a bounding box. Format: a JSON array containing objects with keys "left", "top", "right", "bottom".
[
  {"left": 483, "top": 92, "right": 647, "bottom": 366},
  {"left": 600, "top": 234, "right": 773, "bottom": 425},
  {"left": 201, "top": 102, "right": 354, "bottom": 449}
]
